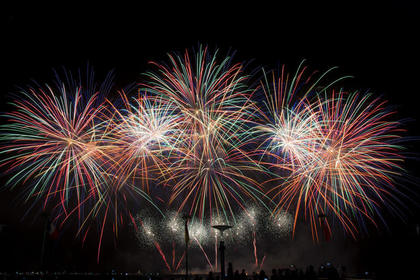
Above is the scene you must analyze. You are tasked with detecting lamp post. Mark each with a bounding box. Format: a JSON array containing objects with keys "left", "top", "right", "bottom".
[
  {"left": 183, "top": 215, "right": 191, "bottom": 280},
  {"left": 40, "top": 212, "right": 49, "bottom": 270},
  {"left": 212, "top": 225, "right": 232, "bottom": 280}
]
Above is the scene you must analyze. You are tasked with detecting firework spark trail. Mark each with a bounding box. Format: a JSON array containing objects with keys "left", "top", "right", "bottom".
[
  {"left": 172, "top": 241, "right": 175, "bottom": 270},
  {"left": 239, "top": 208, "right": 262, "bottom": 268},
  {"left": 154, "top": 240, "right": 171, "bottom": 272},
  {"left": 175, "top": 250, "right": 186, "bottom": 272},
  {"left": 259, "top": 255, "right": 266, "bottom": 270},
  {"left": 168, "top": 242, "right": 186, "bottom": 272},
  {"left": 253, "top": 231, "right": 258, "bottom": 267},
  {"left": 194, "top": 236, "right": 214, "bottom": 271}
]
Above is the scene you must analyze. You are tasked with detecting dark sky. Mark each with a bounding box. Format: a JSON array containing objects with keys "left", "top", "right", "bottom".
[{"left": 1, "top": 2, "right": 420, "bottom": 278}]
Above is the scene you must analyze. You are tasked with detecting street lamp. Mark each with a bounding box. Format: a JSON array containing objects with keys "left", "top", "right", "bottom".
[
  {"left": 212, "top": 225, "right": 232, "bottom": 280},
  {"left": 183, "top": 215, "right": 191, "bottom": 280}
]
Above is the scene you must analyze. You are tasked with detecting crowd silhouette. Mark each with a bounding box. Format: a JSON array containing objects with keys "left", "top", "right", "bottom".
[
  {"left": 202, "top": 262, "right": 347, "bottom": 280},
  {"left": 1, "top": 261, "right": 364, "bottom": 280}
]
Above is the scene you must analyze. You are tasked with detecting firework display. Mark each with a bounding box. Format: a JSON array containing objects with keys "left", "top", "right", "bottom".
[{"left": 0, "top": 46, "right": 412, "bottom": 268}]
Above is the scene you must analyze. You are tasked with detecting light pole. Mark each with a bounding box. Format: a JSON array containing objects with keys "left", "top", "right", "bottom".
[
  {"left": 212, "top": 225, "right": 232, "bottom": 280},
  {"left": 183, "top": 215, "right": 191, "bottom": 280},
  {"left": 40, "top": 212, "right": 49, "bottom": 270}
]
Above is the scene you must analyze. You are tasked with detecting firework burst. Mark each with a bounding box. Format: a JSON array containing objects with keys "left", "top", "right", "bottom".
[
  {"left": 256, "top": 62, "right": 407, "bottom": 239},
  {"left": 294, "top": 90, "right": 404, "bottom": 238},
  {"left": 265, "top": 88, "right": 406, "bottom": 239},
  {"left": 142, "top": 46, "right": 268, "bottom": 221},
  {"left": 103, "top": 90, "right": 181, "bottom": 192},
  {"left": 0, "top": 76, "right": 111, "bottom": 219}
]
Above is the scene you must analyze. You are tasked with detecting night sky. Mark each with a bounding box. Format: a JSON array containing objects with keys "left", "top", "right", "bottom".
[{"left": 1, "top": 2, "right": 420, "bottom": 279}]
